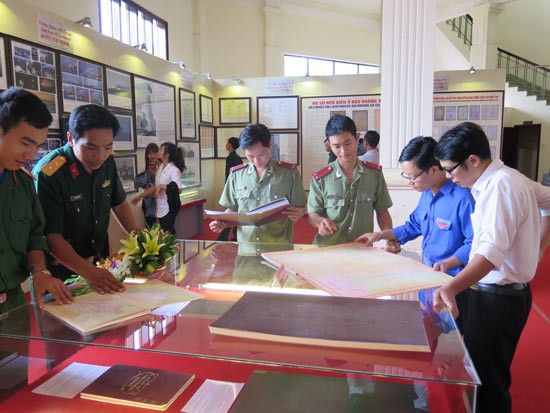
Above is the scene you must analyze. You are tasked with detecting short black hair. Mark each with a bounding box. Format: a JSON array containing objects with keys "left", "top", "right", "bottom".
[
  {"left": 435, "top": 122, "right": 491, "bottom": 162},
  {"left": 68, "top": 104, "right": 120, "bottom": 141},
  {"left": 227, "top": 137, "right": 240, "bottom": 150},
  {"left": 239, "top": 123, "right": 271, "bottom": 149},
  {"left": 399, "top": 136, "right": 441, "bottom": 171},
  {"left": 0, "top": 87, "right": 52, "bottom": 134},
  {"left": 325, "top": 115, "right": 357, "bottom": 139},
  {"left": 365, "top": 130, "right": 380, "bottom": 148}
]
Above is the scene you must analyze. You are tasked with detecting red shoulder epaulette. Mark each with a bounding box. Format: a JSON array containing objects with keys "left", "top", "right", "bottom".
[
  {"left": 230, "top": 163, "right": 247, "bottom": 172},
  {"left": 277, "top": 161, "right": 297, "bottom": 169},
  {"left": 362, "top": 161, "right": 382, "bottom": 171},
  {"left": 19, "top": 167, "right": 36, "bottom": 180},
  {"left": 312, "top": 165, "right": 333, "bottom": 180}
]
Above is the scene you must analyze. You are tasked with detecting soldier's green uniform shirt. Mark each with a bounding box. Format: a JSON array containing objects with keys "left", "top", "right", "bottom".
[
  {"left": 0, "top": 169, "right": 48, "bottom": 312},
  {"left": 32, "top": 143, "right": 126, "bottom": 280},
  {"left": 219, "top": 159, "right": 306, "bottom": 255},
  {"left": 308, "top": 160, "right": 393, "bottom": 246}
]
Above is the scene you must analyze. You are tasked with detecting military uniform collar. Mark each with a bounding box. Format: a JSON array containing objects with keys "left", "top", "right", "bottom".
[
  {"left": 334, "top": 160, "right": 363, "bottom": 180},
  {"left": 61, "top": 142, "right": 88, "bottom": 177}
]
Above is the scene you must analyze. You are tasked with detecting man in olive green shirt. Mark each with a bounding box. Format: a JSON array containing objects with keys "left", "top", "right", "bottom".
[
  {"left": 33, "top": 105, "right": 137, "bottom": 294},
  {"left": 0, "top": 87, "right": 72, "bottom": 313},
  {"left": 308, "top": 115, "right": 394, "bottom": 246},
  {"left": 210, "top": 123, "right": 306, "bottom": 255}
]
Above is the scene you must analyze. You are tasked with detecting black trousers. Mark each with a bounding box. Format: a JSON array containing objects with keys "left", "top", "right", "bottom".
[
  {"left": 158, "top": 210, "right": 178, "bottom": 235},
  {"left": 461, "top": 285, "right": 532, "bottom": 413}
]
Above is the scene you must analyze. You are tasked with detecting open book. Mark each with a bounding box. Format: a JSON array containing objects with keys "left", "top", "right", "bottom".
[
  {"left": 204, "top": 197, "right": 290, "bottom": 226},
  {"left": 42, "top": 280, "right": 203, "bottom": 335},
  {"left": 80, "top": 364, "right": 194, "bottom": 410}
]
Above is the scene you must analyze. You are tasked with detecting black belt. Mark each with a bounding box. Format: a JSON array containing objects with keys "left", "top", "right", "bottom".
[{"left": 470, "top": 282, "right": 529, "bottom": 296}]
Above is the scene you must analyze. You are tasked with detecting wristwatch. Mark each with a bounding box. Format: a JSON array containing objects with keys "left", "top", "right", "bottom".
[{"left": 31, "top": 268, "right": 53, "bottom": 277}]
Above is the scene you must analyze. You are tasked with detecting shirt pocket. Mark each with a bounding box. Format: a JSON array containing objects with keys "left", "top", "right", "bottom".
[{"left": 235, "top": 187, "right": 253, "bottom": 210}]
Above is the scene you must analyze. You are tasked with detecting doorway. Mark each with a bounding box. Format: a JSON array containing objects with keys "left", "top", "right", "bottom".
[{"left": 502, "top": 123, "right": 541, "bottom": 181}]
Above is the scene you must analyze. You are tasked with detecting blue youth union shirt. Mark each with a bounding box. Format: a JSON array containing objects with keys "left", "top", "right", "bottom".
[{"left": 392, "top": 179, "right": 475, "bottom": 276}]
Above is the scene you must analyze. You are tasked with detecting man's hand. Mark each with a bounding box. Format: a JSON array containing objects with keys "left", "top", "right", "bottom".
[
  {"left": 355, "top": 231, "right": 382, "bottom": 245},
  {"left": 433, "top": 261, "right": 450, "bottom": 273},
  {"left": 209, "top": 220, "right": 227, "bottom": 233},
  {"left": 433, "top": 285, "right": 459, "bottom": 319},
  {"left": 385, "top": 240, "right": 401, "bottom": 254},
  {"left": 84, "top": 267, "right": 126, "bottom": 294},
  {"left": 32, "top": 272, "right": 73, "bottom": 308},
  {"left": 283, "top": 206, "right": 305, "bottom": 222},
  {"left": 130, "top": 194, "right": 142, "bottom": 205},
  {"left": 317, "top": 218, "right": 338, "bottom": 236}
]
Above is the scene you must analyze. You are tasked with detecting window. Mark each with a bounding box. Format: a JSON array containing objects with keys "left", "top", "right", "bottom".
[
  {"left": 284, "top": 54, "right": 379, "bottom": 77},
  {"left": 99, "top": 0, "right": 168, "bottom": 60}
]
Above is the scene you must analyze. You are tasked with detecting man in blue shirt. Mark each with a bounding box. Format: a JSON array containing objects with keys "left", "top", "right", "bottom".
[
  {"left": 356, "top": 136, "right": 474, "bottom": 274},
  {"left": 356, "top": 136, "right": 474, "bottom": 330}
]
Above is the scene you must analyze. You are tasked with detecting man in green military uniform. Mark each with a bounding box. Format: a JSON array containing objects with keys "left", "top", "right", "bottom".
[
  {"left": 0, "top": 87, "right": 72, "bottom": 313},
  {"left": 209, "top": 123, "right": 306, "bottom": 255},
  {"left": 308, "top": 115, "right": 394, "bottom": 246},
  {"left": 33, "top": 104, "right": 137, "bottom": 294}
]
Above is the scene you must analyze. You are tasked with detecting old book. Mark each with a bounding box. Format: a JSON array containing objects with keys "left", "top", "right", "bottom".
[
  {"left": 230, "top": 370, "right": 420, "bottom": 413},
  {"left": 43, "top": 280, "right": 203, "bottom": 335},
  {"left": 204, "top": 197, "right": 290, "bottom": 226},
  {"left": 262, "top": 242, "right": 452, "bottom": 298},
  {"left": 209, "top": 291, "right": 430, "bottom": 352},
  {"left": 80, "top": 364, "right": 194, "bottom": 410}
]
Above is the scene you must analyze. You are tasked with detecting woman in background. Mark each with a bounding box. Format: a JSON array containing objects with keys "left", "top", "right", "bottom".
[
  {"left": 133, "top": 142, "right": 185, "bottom": 234},
  {"left": 133, "top": 143, "right": 160, "bottom": 227}
]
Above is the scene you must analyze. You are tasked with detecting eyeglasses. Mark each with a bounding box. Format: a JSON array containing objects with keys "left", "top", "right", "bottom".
[
  {"left": 400, "top": 170, "right": 425, "bottom": 181},
  {"left": 442, "top": 159, "right": 465, "bottom": 175}
]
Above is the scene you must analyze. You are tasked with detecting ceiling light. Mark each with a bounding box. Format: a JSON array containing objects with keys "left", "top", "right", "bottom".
[
  {"left": 201, "top": 72, "right": 212, "bottom": 80},
  {"left": 231, "top": 75, "right": 240, "bottom": 84},
  {"left": 173, "top": 61, "right": 186, "bottom": 69},
  {"left": 133, "top": 43, "right": 148, "bottom": 52},
  {"left": 76, "top": 17, "right": 92, "bottom": 28},
  {"left": 469, "top": 66, "right": 476, "bottom": 74}
]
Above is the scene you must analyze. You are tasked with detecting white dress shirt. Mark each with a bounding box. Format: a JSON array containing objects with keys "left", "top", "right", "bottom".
[
  {"left": 358, "top": 149, "right": 379, "bottom": 165},
  {"left": 155, "top": 162, "right": 182, "bottom": 218},
  {"left": 470, "top": 159, "right": 550, "bottom": 284}
]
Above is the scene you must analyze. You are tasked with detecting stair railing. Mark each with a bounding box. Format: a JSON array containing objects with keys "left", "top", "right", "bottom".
[
  {"left": 497, "top": 48, "right": 549, "bottom": 103},
  {"left": 445, "top": 14, "right": 472, "bottom": 47}
]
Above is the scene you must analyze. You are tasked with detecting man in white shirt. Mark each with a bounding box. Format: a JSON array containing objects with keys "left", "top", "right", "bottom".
[
  {"left": 433, "top": 121, "right": 550, "bottom": 413},
  {"left": 358, "top": 130, "right": 380, "bottom": 165}
]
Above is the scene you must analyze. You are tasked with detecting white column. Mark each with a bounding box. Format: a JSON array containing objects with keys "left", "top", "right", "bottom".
[
  {"left": 380, "top": 0, "right": 435, "bottom": 168},
  {"left": 192, "top": 0, "right": 212, "bottom": 74},
  {"left": 469, "top": 3, "right": 503, "bottom": 70},
  {"left": 264, "top": 1, "right": 283, "bottom": 77}
]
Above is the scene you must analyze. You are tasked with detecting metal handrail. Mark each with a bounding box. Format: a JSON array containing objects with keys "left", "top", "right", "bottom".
[
  {"left": 445, "top": 14, "right": 473, "bottom": 47},
  {"left": 497, "top": 48, "right": 549, "bottom": 102}
]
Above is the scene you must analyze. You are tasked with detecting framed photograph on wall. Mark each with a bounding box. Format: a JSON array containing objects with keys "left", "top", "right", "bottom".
[
  {"left": 271, "top": 132, "right": 299, "bottom": 164},
  {"left": 199, "top": 94, "right": 213, "bottom": 124},
  {"left": 257, "top": 95, "right": 299, "bottom": 130},
  {"left": 179, "top": 88, "right": 196, "bottom": 139},
  {"left": 216, "top": 126, "right": 245, "bottom": 159},
  {"left": 114, "top": 154, "right": 137, "bottom": 193},
  {"left": 134, "top": 76, "right": 176, "bottom": 148},
  {"left": 179, "top": 141, "right": 201, "bottom": 188},
  {"left": 106, "top": 67, "right": 133, "bottom": 110},
  {"left": 219, "top": 97, "right": 251, "bottom": 124},
  {"left": 0, "top": 35, "right": 8, "bottom": 90},
  {"left": 199, "top": 124, "right": 215, "bottom": 159},
  {"left": 10, "top": 39, "right": 59, "bottom": 128},
  {"left": 113, "top": 112, "right": 135, "bottom": 151},
  {"left": 60, "top": 53, "right": 104, "bottom": 112}
]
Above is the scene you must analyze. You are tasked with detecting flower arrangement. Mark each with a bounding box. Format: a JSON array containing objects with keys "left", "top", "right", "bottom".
[
  {"left": 65, "top": 225, "right": 178, "bottom": 295},
  {"left": 118, "top": 224, "right": 178, "bottom": 277}
]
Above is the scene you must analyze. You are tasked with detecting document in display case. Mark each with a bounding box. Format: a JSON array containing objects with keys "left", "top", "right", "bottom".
[
  {"left": 80, "top": 364, "right": 194, "bottom": 410},
  {"left": 209, "top": 291, "right": 430, "bottom": 352},
  {"left": 230, "top": 370, "right": 420, "bottom": 413}
]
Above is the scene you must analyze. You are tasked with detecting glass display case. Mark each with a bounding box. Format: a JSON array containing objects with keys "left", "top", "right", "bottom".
[{"left": 0, "top": 240, "right": 480, "bottom": 412}]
